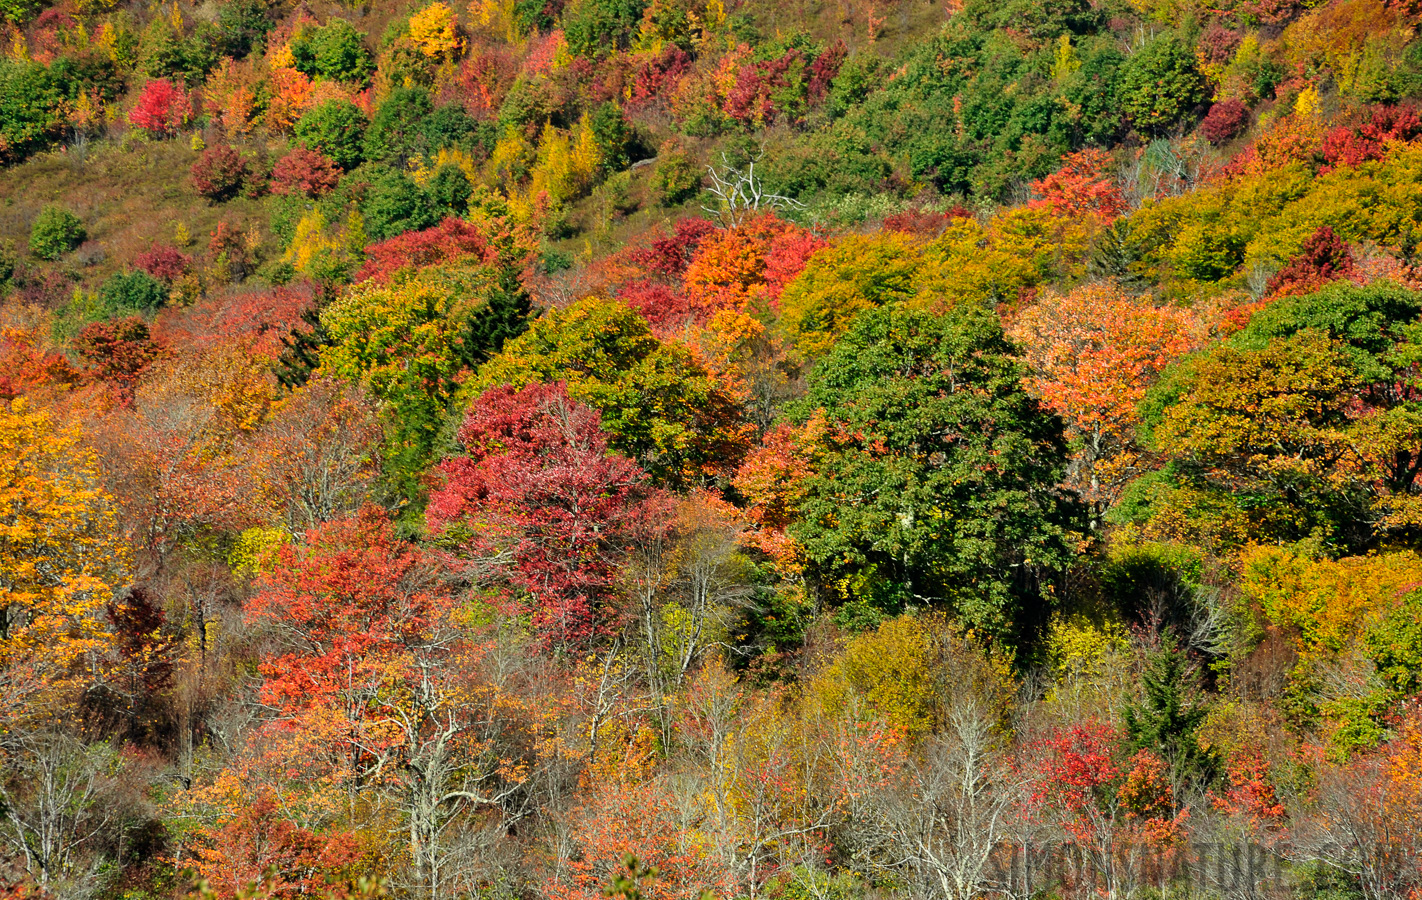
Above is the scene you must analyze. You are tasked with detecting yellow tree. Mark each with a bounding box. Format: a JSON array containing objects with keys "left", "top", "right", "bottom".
[{"left": 0, "top": 400, "right": 127, "bottom": 691}]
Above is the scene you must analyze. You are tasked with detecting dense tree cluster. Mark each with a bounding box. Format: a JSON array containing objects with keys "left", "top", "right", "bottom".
[{"left": 10, "top": 0, "right": 1422, "bottom": 896}]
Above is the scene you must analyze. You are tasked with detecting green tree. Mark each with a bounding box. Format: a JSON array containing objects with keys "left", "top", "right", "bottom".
[
  {"left": 1119, "top": 34, "right": 1205, "bottom": 134},
  {"left": 788, "top": 304, "right": 1082, "bottom": 638},
  {"left": 29, "top": 206, "right": 85, "bottom": 260},
  {"left": 99, "top": 270, "right": 168, "bottom": 315},
  {"left": 294, "top": 100, "right": 368, "bottom": 170},
  {"left": 778, "top": 232, "right": 925, "bottom": 358},
  {"left": 0, "top": 61, "right": 61, "bottom": 161},
  {"left": 472, "top": 297, "right": 751, "bottom": 487},
  {"left": 291, "top": 19, "right": 374, "bottom": 83},
  {"left": 364, "top": 86, "right": 434, "bottom": 165},
  {"left": 360, "top": 168, "right": 439, "bottom": 241},
  {"left": 1123, "top": 634, "right": 1217, "bottom": 796}
]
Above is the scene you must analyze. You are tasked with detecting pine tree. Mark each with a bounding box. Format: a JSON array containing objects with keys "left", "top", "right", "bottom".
[
  {"left": 274, "top": 304, "right": 330, "bottom": 389},
  {"left": 460, "top": 268, "right": 531, "bottom": 369},
  {"left": 1087, "top": 218, "right": 1145, "bottom": 289},
  {"left": 1123, "top": 633, "right": 1218, "bottom": 798}
]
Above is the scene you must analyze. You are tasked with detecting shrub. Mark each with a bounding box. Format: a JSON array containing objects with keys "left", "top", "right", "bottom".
[
  {"left": 290, "top": 20, "right": 374, "bottom": 83},
  {"left": 134, "top": 244, "right": 192, "bottom": 282},
  {"left": 0, "top": 60, "right": 63, "bottom": 162},
  {"left": 293, "top": 100, "right": 367, "bottom": 170},
  {"left": 29, "top": 206, "right": 85, "bottom": 260},
  {"left": 270, "top": 148, "right": 342, "bottom": 198},
  {"left": 1201, "top": 100, "right": 1249, "bottom": 145},
  {"left": 651, "top": 140, "right": 701, "bottom": 206},
  {"left": 99, "top": 270, "right": 169, "bottom": 314},
  {"left": 127, "top": 78, "right": 189, "bottom": 136},
  {"left": 191, "top": 144, "right": 248, "bottom": 201}
]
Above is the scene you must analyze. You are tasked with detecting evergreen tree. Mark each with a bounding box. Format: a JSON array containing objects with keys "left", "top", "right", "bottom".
[
  {"left": 460, "top": 268, "right": 531, "bottom": 369},
  {"left": 1123, "top": 633, "right": 1218, "bottom": 798},
  {"left": 274, "top": 304, "right": 330, "bottom": 390}
]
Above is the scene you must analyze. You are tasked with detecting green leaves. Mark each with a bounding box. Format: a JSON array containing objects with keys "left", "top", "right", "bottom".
[{"left": 788, "top": 304, "right": 1082, "bottom": 638}]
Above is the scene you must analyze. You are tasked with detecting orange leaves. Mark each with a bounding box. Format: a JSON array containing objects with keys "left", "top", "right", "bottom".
[
  {"left": 0, "top": 401, "right": 128, "bottom": 695},
  {"left": 1010, "top": 283, "right": 1201, "bottom": 504},
  {"left": 682, "top": 214, "right": 824, "bottom": 315},
  {"left": 1030, "top": 149, "right": 1127, "bottom": 220}
]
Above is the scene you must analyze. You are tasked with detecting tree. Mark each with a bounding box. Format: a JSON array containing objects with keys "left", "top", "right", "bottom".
[
  {"left": 99, "top": 270, "right": 169, "bottom": 315},
  {"left": 319, "top": 266, "right": 516, "bottom": 497},
  {"left": 73, "top": 317, "right": 166, "bottom": 406},
  {"left": 270, "top": 148, "right": 342, "bottom": 198},
  {"left": 1122, "top": 634, "right": 1217, "bottom": 801},
  {"left": 191, "top": 143, "right": 249, "bottom": 202},
  {"left": 0, "top": 401, "right": 128, "bottom": 692},
  {"left": 1009, "top": 283, "right": 1199, "bottom": 517},
  {"left": 0, "top": 61, "right": 62, "bottom": 162},
  {"left": 1119, "top": 34, "right": 1204, "bottom": 135},
  {"left": 1029, "top": 148, "right": 1126, "bottom": 219},
  {"left": 1264, "top": 225, "right": 1355, "bottom": 298},
  {"left": 243, "top": 376, "right": 381, "bottom": 536},
  {"left": 289, "top": 19, "right": 373, "bottom": 83},
  {"left": 29, "top": 206, "right": 85, "bottom": 260},
  {"left": 788, "top": 304, "right": 1081, "bottom": 638},
  {"left": 427, "top": 382, "right": 653, "bottom": 650},
  {"left": 293, "top": 100, "right": 367, "bottom": 170},
  {"left": 473, "top": 297, "right": 752, "bottom": 488},
  {"left": 126, "top": 78, "right": 189, "bottom": 135},
  {"left": 1146, "top": 331, "right": 1363, "bottom": 548},
  {"left": 0, "top": 730, "right": 124, "bottom": 891},
  {"left": 778, "top": 233, "right": 924, "bottom": 358}
]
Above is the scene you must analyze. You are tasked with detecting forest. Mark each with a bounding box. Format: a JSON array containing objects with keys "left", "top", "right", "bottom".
[{"left": 4, "top": 0, "right": 1422, "bottom": 894}]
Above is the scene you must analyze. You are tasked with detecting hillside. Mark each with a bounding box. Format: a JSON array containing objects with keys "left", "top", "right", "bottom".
[{"left": 4, "top": 0, "right": 1422, "bottom": 896}]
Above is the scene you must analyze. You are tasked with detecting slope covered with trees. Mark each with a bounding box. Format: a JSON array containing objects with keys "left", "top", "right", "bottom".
[{"left": 8, "top": 0, "right": 1422, "bottom": 896}]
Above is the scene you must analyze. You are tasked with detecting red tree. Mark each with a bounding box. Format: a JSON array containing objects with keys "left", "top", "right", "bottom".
[
  {"left": 127, "top": 79, "right": 190, "bottom": 136},
  {"left": 133, "top": 244, "right": 192, "bottom": 283},
  {"left": 72, "top": 317, "right": 166, "bottom": 406},
  {"left": 1030, "top": 148, "right": 1126, "bottom": 219},
  {"left": 354, "top": 217, "right": 499, "bottom": 283},
  {"left": 270, "top": 148, "right": 342, "bottom": 199},
  {"left": 1265, "top": 225, "right": 1355, "bottom": 298},
  {"left": 427, "top": 382, "right": 653, "bottom": 650},
  {"left": 246, "top": 506, "right": 453, "bottom": 715}
]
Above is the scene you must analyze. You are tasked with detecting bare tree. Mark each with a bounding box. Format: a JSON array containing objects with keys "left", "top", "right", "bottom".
[
  {"left": 843, "top": 700, "right": 1025, "bottom": 900},
  {"left": 0, "top": 730, "right": 120, "bottom": 898},
  {"left": 703, "top": 153, "right": 806, "bottom": 228}
]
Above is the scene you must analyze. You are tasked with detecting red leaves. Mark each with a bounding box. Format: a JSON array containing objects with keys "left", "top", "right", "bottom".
[
  {"left": 270, "top": 148, "right": 342, "bottom": 199},
  {"left": 191, "top": 144, "right": 249, "bottom": 202},
  {"left": 133, "top": 244, "right": 192, "bottom": 283},
  {"left": 428, "top": 382, "right": 653, "bottom": 650},
  {"left": 1320, "top": 104, "right": 1422, "bottom": 174},
  {"left": 194, "top": 791, "right": 364, "bottom": 900},
  {"left": 355, "top": 217, "right": 499, "bottom": 284},
  {"left": 1030, "top": 722, "right": 1122, "bottom": 833},
  {"left": 127, "top": 79, "right": 190, "bottom": 136},
  {"left": 73, "top": 317, "right": 166, "bottom": 407},
  {"left": 246, "top": 506, "right": 452, "bottom": 715},
  {"left": 1265, "top": 225, "right": 1356, "bottom": 298},
  {"left": 1202, "top": 100, "right": 1250, "bottom": 146}
]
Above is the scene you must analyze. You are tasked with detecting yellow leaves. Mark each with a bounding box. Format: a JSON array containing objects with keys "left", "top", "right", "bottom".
[
  {"left": 1242, "top": 546, "right": 1422, "bottom": 658},
  {"left": 0, "top": 401, "right": 127, "bottom": 690},
  {"left": 808, "top": 613, "right": 1012, "bottom": 742},
  {"left": 282, "top": 209, "right": 367, "bottom": 278},
  {"left": 408, "top": 3, "right": 464, "bottom": 59}
]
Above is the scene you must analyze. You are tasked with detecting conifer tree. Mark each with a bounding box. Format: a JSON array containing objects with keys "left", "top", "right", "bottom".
[{"left": 1123, "top": 633, "right": 1217, "bottom": 799}]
